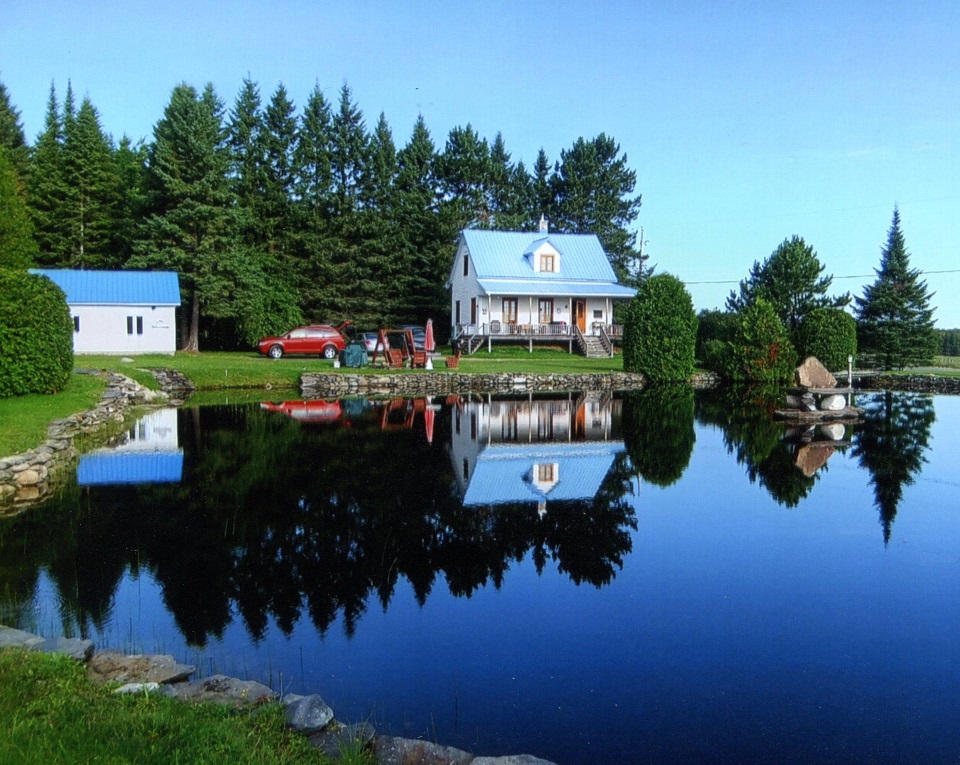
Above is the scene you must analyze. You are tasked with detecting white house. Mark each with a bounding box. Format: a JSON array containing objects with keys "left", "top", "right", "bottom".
[
  {"left": 31, "top": 269, "right": 180, "bottom": 355},
  {"left": 446, "top": 218, "right": 637, "bottom": 355}
]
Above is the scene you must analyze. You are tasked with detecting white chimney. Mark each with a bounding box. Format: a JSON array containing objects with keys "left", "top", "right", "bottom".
[{"left": 538, "top": 214, "right": 549, "bottom": 234}]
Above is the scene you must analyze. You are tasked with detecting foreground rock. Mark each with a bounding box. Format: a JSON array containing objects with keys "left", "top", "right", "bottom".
[
  {"left": 87, "top": 650, "right": 196, "bottom": 686},
  {"left": 162, "top": 674, "right": 277, "bottom": 709}
]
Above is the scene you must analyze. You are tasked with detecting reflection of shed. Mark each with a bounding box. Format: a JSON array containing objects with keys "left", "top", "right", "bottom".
[{"left": 77, "top": 408, "right": 183, "bottom": 486}]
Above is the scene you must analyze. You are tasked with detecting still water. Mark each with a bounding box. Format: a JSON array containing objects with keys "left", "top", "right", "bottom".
[{"left": 2, "top": 388, "right": 960, "bottom": 764}]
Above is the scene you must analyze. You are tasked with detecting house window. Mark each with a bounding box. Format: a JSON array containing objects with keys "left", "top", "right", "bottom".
[
  {"left": 502, "top": 298, "right": 518, "bottom": 324},
  {"left": 538, "top": 463, "right": 555, "bottom": 483},
  {"left": 455, "top": 300, "right": 461, "bottom": 325},
  {"left": 463, "top": 254, "right": 469, "bottom": 277},
  {"left": 127, "top": 316, "right": 144, "bottom": 335},
  {"left": 594, "top": 310, "right": 603, "bottom": 319},
  {"left": 538, "top": 298, "right": 554, "bottom": 325},
  {"left": 470, "top": 298, "right": 477, "bottom": 325},
  {"left": 73, "top": 316, "right": 80, "bottom": 333},
  {"left": 540, "top": 253, "right": 555, "bottom": 272}
]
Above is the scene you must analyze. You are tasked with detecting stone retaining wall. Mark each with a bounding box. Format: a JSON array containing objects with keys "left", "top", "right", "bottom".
[
  {"left": 0, "top": 372, "right": 169, "bottom": 513},
  {"left": 858, "top": 374, "right": 960, "bottom": 395}
]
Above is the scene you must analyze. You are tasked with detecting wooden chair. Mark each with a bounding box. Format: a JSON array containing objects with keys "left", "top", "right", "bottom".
[
  {"left": 445, "top": 353, "right": 461, "bottom": 369},
  {"left": 412, "top": 350, "right": 427, "bottom": 368},
  {"left": 387, "top": 349, "right": 404, "bottom": 368}
]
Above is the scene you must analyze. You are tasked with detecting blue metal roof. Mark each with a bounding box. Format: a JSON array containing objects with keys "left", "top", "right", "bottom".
[
  {"left": 30, "top": 269, "right": 181, "bottom": 306},
  {"left": 461, "top": 229, "right": 620, "bottom": 282},
  {"left": 463, "top": 442, "right": 625, "bottom": 507},
  {"left": 477, "top": 278, "right": 637, "bottom": 298},
  {"left": 77, "top": 452, "right": 184, "bottom": 485}
]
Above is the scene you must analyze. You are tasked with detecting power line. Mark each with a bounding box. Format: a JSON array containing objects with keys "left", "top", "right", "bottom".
[{"left": 683, "top": 268, "right": 960, "bottom": 286}]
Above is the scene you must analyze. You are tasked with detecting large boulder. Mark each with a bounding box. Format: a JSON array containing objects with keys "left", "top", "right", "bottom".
[
  {"left": 87, "top": 651, "right": 195, "bottom": 686},
  {"left": 161, "top": 674, "right": 276, "bottom": 708},
  {"left": 795, "top": 357, "right": 836, "bottom": 389}
]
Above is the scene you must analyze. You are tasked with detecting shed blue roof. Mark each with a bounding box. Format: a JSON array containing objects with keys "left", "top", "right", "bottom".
[
  {"left": 77, "top": 452, "right": 184, "bottom": 485},
  {"left": 462, "top": 442, "right": 625, "bottom": 507},
  {"left": 461, "top": 229, "right": 621, "bottom": 283},
  {"left": 31, "top": 269, "right": 181, "bottom": 306}
]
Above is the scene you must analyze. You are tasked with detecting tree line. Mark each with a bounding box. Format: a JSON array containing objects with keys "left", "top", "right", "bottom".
[{"left": 0, "top": 78, "right": 643, "bottom": 350}]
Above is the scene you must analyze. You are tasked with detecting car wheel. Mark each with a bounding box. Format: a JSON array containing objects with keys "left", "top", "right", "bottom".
[
  {"left": 268, "top": 344, "right": 284, "bottom": 359},
  {"left": 322, "top": 345, "right": 337, "bottom": 360}
]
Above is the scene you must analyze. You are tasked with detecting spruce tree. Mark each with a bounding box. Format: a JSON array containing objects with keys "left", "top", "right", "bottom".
[
  {"left": 0, "top": 80, "right": 29, "bottom": 179},
  {"left": 855, "top": 208, "right": 938, "bottom": 369},
  {"left": 532, "top": 148, "right": 554, "bottom": 223},
  {"left": 227, "top": 76, "right": 265, "bottom": 244},
  {"left": 0, "top": 146, "right": 38, "bottom": 268},
  {"left": 259, "top": 83, "right": 298, "bottom": 256},
  {"left": 438, "top": 123, "right": 491, "bottom": 229},
  {"left": 28, "top": 84, "right": 70, "bottom": 265}
]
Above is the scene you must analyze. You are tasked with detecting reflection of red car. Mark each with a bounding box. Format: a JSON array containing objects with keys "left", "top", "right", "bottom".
[
  {"left": 257, "top": 323, "right": 349, "bottom": 359},
  {"left": 260, "top": 400, "right": 342, "bottom": 424}
]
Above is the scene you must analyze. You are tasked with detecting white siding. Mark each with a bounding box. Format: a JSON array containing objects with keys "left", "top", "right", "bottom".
[{"left": 72, "top": 304, "right": 177, "bottom": 355}]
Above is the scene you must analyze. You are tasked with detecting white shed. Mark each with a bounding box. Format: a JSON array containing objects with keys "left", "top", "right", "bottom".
[{"left": 31, "top": 269, "right": 181, "bottom": 355}]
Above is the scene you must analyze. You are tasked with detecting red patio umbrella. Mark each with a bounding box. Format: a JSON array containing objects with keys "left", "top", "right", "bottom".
[
  {"left": 424, "top": 404, "right": 435, "bottom": 444},
  {"left": 424, "top": 318, "right": 436, "bottom": 353}
]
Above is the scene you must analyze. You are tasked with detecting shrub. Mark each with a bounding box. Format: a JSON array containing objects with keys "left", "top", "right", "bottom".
[
  {"left": 696, "top": 308, "right": 738, "bottom": 372},
  {"left": 623, "top": 385, "right": 695, "bottom": 487},
  {"left": 0, "top": 270, "right": 74, "bottom": 396},
  {"left": 623, "top": 274, "right": 698, "bottom": 381},
  {"left": 720, "top": 299, "right": 797, "bottom": 383},
  {"left": 794, "top": 307, "right": 857, "bottom": 372}
]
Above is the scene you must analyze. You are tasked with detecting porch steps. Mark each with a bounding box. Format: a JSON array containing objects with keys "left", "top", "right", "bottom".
[{"left": 579, "top": 335, "right": 611, "bottom": 359}]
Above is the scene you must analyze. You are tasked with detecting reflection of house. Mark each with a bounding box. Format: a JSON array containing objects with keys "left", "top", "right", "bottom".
[
  {"left": 31, "top": 269, "right": 180, "bottom": 355},
  {"left": 450, "top": 394, "right": 625, "bottom": 511},
  {"left": 445, "top": 220, "right": 637, "bottom": 355},
  {"left": 77, "top": 408, "right": 183, "bottom": 485}
]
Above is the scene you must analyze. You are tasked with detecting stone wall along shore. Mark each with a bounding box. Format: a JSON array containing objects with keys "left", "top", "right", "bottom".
[{"left": 857, "top": 374, "right": 960, "bottom": 395}]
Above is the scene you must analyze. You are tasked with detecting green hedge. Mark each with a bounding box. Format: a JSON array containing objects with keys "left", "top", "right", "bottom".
[
  {"left": 721, "top": 299, "right": 797, "bottom": 383},
  {"left": 622, "top": 274, "right": 698, "bottom": 381},
  {"left": 0, "top": 270, "right": 74, "bottom": 396},
  {"left": 794, "top": 307, "right": 857, "bottom": 371}
]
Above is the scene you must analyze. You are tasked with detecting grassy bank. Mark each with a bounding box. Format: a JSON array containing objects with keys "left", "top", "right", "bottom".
[
  {"left": 0, "top": 648, "right": 369, "bottom": 765},
  {"left": 0, "top": 373, "right": 105, "bottom": 457}
]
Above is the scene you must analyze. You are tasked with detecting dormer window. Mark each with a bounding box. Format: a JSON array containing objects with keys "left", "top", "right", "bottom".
[{"left": 540, "top": 253, "right": 555, "bottom": 272}]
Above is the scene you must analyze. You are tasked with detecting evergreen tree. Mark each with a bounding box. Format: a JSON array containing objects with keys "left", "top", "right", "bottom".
[
  {"left": 855, "top": 208, "right": 938, "bottom": 369},
  {"left": 130, "top": 82, "right": 240, "bottom": 351},
  {"left": 0, "top": 146, "right": 38, "bottom": 268},
  {"left": 532, "top": 148, "right": 555, "bottom": 223},
  {"left": 258, "top": 83, "right": 298, "bottom": 257},
  {"left": 622, "top": 273, "right": 698, "bottom": 381},
  {"left": 227, "top": 76, "right": 264, "bottom": 244},
  {"left": 0, "top": 80, "right": 29, "bottom": 179},
  {"left": 727, "top": 235, "right": 849, "bottom": 331},
  {"left": 367, "top": 111, "right": 397, "bottom": 209},
  {"left": 551, "top": 134, "right": 643, "bottom": 283},
  {"left": 438, "top": 123, "right": 492, "bottom": 229},
  {"left": 111, "top": 135, "right": 148, "bottom": 264},
  {"left": 330, "top": 84, "right": 368, "bottom": 216},
  {"left": 62, "top": 97, "right": 121, "bottom": 268},
  {"left": 28, "top": 84, "right": 70, "bottom": 264}
]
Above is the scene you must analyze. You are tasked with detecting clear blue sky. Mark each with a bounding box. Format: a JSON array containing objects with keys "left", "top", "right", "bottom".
[{"left": 4, "top": 0, "right": 958, "bottom": 326}]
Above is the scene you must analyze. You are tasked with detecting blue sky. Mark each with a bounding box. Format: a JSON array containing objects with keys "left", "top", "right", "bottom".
[{"left": 3, "top": 0, "right": 958, "bottom": 326}]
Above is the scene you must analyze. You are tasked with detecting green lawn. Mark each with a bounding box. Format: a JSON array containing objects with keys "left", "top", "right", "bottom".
[
  {"left": 0, "top": 649, "right": 369, "bottom": 765},
  {"left": 0, "top": 373, "right": 105, "bottom": 457}
]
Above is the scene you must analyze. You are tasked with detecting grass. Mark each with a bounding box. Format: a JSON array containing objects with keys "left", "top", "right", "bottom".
[
  {"left": 0, "top": 648, "right": 373, "bottom": 765},
  {"left": 933, "top": 355, "right": 960, "bottom": 370},
  {"left": 0, "top": 373, "right": 105, "bottom": 457}
]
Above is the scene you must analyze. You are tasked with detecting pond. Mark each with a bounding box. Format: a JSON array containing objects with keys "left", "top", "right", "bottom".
[{"left": 2, "top": 388, "right": 960, "bottom": 764}]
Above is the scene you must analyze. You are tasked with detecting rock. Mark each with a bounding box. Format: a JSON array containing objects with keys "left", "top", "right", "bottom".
[
  {"left": 13, "top": 469, "right": 42, "bottom": 486},
  {"left": 819, "top": 394, "right": 847, "bottom": 411},
  {"left": 819, "top": 423, "right": 846, "bottom": 440},
  {"left": 114, "top": 682, "right": 161, "bottom": 695},
  {"left": 87, "top": 651, "right": 195, "bottom": 686},
  {"left": 795, "top": 357, "right": 836, "bottom": 389},
  {"left": 472, "top": 757, "right": 559, "bottom": 765},
  {"left": 785, "top": 392, "right": 817, "bottom": 411},
  {"left": 310, "top": 722, "right": 377, "bottom": 757},
  {"left": 161, "top": 674, "right": 277, "bottom": 708},
  {"left": 34, "top": 636, "right": 95, "bottom": 661},
  {"left": 0, "top": 625, "right": 44, "bottom": 650},
  {"left": 284, "top": 693, "right": 335, "bottom": 734},
  {"left": 794, "top": 444, "right": 836, "bottom": 477},
  {"left": 373, "top": 736, "right": 473, "bottom": 765}
]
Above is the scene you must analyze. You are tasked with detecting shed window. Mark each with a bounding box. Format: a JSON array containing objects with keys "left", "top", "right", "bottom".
[
  {"left": 127, "top": 316, "right": 143, "bottom": 335},
  {"left": 73, "top": 316, "right": 80, "bottom": 333}
]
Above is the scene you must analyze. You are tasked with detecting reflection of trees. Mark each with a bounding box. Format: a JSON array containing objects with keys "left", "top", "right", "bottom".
[
  {"left": 0, "top": 400, "right": 637, "bottom": 647},
  {"left": 695, "top": 385, "right": 817, "bottom": 507},
  {"left": 622, "top": 385, "right": 695, "bottom": 487},
  {"left": 851, "top": 391, "right": 935, "bottom": 543}
]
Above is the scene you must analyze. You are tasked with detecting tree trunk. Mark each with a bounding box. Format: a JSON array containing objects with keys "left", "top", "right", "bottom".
[{"left": 181, "top": 288, "right": 200, "bottom": 352}]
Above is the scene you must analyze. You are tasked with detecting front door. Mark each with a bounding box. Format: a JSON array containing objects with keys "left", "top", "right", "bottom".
[{"left": 573, "top": 300, "right": 587, "bottom": 332}]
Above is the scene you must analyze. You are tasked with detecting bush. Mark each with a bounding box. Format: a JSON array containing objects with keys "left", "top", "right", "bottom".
[
  {"left": 720, "top": 299, "right": 797, "bottom": 383},
  {"left": 696, "top": 309, "right": 738, "bottom": 372},
  {"left": 794, "top": 307, "right": 857, "bottom": 372},
  {"left": 0, "top": 270, "right": 74, "bottom": 396},
  {"left": 623, "top": 274, "right": 698, "bottom": 381}
]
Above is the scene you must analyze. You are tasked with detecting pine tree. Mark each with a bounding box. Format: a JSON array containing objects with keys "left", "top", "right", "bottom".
[
  {"left": 855, "top": 208, "right": 938, "bottom": 369},
  {"left": 330, "top": 84, "right": 368, "bottom": 217},
  {"left": 551, "top": 134, "right": 643, "bottom": 283},
  {"left": 438, "top": 123, "right": 491, "bottom": 229},
  {"left": 532, "top": 148, "right": 554, "bottom": 224},
  {"left": 130, "top": 82, "right": 239, "bottom": 351},
  {"left": 0, "top": 145, "right": 38, "bottom": 268},
  {"left": 0, "top": 80, "right": 29, "bottom": 179},
  {"left": 28, "top": 84, "right": 70, "bottom": 264},
  {"left": 62, "top": 97, "right": 121, "bottom": 268},
  {"left": 227, "top": 76, "right": 265, "bottom": 244},
  {"left": 111, "top": 135, "right": 148, "bottom": 264},
  {"left": 727, "top": 235, "right": 849, "bottom": 331},
  {"left": 367, "top": 111, "right": 397, "bottom": 209},
  {"left": 259, "top": 83, "right": 298, "bottom": 256}
]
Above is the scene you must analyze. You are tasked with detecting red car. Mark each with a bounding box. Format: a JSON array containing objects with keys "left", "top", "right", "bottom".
[{"left": 257, "top": 324, "right": 348, "bottom": 359}]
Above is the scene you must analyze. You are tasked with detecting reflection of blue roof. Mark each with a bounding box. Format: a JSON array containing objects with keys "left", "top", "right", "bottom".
[
  {"left": 77, "top": 452, "right": 184, "bottom": 485},
  {"left": 463, "top": 442, "right": 625, "bottom": 507},
  {"left": 30, "top": 269, "right": 181, "bottom": 306}
]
